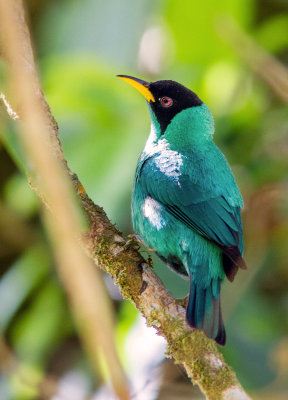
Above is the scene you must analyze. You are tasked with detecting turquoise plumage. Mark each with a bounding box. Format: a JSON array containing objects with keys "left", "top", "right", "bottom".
[{"left": 118, "top": 75, "right": 246, "bottom": 345}]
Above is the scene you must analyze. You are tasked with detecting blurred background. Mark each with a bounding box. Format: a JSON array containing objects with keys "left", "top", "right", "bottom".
[{"left": 0, "top": 0, "right": 288, "bottom": 399}]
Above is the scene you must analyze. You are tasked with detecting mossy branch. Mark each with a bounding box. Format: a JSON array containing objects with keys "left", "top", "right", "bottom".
[{"left": 0, "top": 1, "right": 251, "bottom": 399}]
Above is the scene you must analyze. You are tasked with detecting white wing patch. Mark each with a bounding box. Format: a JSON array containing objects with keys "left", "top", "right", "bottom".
[
  {"left": 142, "top": 196, "right": 166, "bottom": 230},
  {"left": 143, "top": 123, "right": 183, "bottom": 180},
  {"left": 154, "top": 143, "right": 183, "bottom": 179}
]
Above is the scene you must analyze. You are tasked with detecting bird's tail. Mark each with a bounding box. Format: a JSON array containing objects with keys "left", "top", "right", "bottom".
[{"left": 186, "top": 277, "right": 226, "bottom": 346}]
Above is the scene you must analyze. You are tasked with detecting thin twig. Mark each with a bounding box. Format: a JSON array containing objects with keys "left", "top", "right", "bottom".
[
  {"left": 0, "top": 1, "right": 129, "bottom": 399},
  {"left": 0, "top": 93, "right": 19, "bottom": 119}
]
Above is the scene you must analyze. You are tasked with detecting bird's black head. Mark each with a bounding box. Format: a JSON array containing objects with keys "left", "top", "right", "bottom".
[
  {"left": 117, "top": 75, "right": 203, "bottom": 134},
  {"left": 148, "top": 80, "right": 203, "bottom": 134}
]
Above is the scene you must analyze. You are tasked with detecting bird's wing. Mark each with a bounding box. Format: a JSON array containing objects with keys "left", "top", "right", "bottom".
[{"left": 139, "top": 148, "right": 246, "bottom": 280}]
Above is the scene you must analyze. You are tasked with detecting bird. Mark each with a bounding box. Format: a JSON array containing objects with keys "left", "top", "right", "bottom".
[{"left": 117, "top": 75, "right": 246, "bottom": 345}]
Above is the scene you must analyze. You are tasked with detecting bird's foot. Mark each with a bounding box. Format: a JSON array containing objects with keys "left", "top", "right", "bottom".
[
  {"left": 128, "top": 234, "right": 145, "bottom": 246},
  {"left": 113, "top": 234, "right": 142, "bottom": 256},
  {"left": 126, "top": 234, "right": 155, "bottom": 251},
  {"left": 122, "top": 234, "right": 147, "bottom": 251}
]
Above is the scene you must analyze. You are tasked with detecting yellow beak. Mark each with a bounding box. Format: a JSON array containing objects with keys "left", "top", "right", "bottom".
[{"left": 117, "top": 75, "right": 155, "bottom": 102}]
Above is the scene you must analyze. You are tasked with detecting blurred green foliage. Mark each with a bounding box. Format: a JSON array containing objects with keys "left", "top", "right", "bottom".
[{"left": 0, "top": 0, "right": 288, "bottom": 398}]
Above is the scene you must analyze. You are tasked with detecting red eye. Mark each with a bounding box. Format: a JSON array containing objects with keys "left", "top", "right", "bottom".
[{"left": 160, "top": 96, "right": 173, "bottom": 108}]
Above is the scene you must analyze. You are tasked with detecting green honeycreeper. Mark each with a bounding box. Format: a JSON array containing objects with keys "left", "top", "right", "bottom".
[{"left": 118, "top": 75, "right": 246, "bottom": 345}]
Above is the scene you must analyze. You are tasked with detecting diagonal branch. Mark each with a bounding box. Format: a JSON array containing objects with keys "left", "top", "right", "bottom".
[
  {"left": 0, "top": 2, "right": 129, "bottom": 399},
  {"left": 0, "top": 1, "right": 251, "bottom": 399}
]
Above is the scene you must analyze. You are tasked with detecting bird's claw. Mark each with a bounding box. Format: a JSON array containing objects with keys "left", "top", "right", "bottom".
[
  {"left": 124, "top": 234, "right": 155, "bottom": 253},
  {"left": 124, "top": 234, "right": 143, "bottom": 249}
]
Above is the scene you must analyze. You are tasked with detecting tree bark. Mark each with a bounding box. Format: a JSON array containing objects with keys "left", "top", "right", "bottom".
[{"left": 0, "top": 1, "right": 252, "bottom": 399}]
